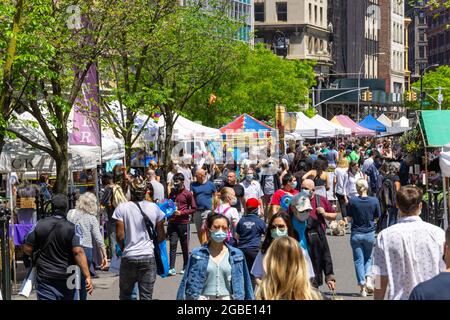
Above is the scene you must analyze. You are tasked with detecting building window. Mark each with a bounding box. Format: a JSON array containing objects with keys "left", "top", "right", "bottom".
[
  {"left": 320, "top": 7, "right": 323, "bottom": 26},
  {"left": 254, "top": 3, "right": 264, "bottom": 22},
  {"left": 419, "top": 29, "right": 425, "bottom": 42},
  {"left": 419, "top": 46, "right": 425, "bottom": 58},
  {"left": 314, "top": 5, "right": 317, "bottom": 24},
  {"left": 309, "top": 3, "right": 312, "bottom": 22},
  {"left": 276, "top": 2, "right": 287, "bottom": 21}
]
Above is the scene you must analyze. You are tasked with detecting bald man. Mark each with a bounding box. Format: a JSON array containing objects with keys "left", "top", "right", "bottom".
[
  {"left": 300, "top": 179, "right": 337, "bottom": 290},
  {"left": 191, "top": 169, "right": 217, "bottom": 243}
]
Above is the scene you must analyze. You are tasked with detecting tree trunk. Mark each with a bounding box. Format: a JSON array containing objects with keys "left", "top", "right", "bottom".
[
  {"left": 124, "top": 130, "right": 133, "bottom": 168},
  {"left": 161, "top": 112, "right": 174, "bottom": 198},
  {"left": 53, "top": 145, "right": 69, "bottom": 195}
]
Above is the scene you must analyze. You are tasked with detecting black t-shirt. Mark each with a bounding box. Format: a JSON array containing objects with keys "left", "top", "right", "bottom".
[
  {"left": 409, "top": 272, "right": 450, "bottom": 300},
  {"left": 223, "top": 182, "right": 245, "bottom": 212},
  {"left": 25, "top": 216, "right": 81, "bottom": 281}
]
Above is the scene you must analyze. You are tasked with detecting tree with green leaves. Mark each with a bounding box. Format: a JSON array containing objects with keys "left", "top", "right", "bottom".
[
  {"left": 137, "top": 4, "right": 243, "bottom": 177},
  {"left": 5, "top": 0, "right": 136, "bottom": 194},
  {"left": 0, "top": 0, "right": 27, "bottom": 151},
  {"left": 411, "top": 66, "right": 450, "bottom": 110},
  {"left": 186, "top": 43, "right": 316, "bottom": 128},
  {"left": 99, "top": 0, "right": 175, "bottom": 166}
]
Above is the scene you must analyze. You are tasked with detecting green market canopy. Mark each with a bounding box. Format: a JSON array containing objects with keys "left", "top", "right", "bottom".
[{"left": 420, "top": 110, "right": 450, "bottom": 147}]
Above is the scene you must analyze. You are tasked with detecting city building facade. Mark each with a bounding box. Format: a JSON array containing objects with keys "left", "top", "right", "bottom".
[
  {"left": 427, "top": 5, "right": 450, "bottom": 67},
  {"left": 406, "top": 0, "right": 429, "bottom": 80},
  {"left": 253, "top": 0, "right": 333, "bottom": 75},
  {"left": 379, "top": 0, "right": 406, "bottom": 97}
]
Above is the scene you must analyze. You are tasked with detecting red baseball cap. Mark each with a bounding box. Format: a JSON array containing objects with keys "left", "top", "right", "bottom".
[{"left": 246, "top": 198, "right": 259, "bottom": 211}]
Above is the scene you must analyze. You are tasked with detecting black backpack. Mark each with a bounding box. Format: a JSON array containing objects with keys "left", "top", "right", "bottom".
[{"left": 379, "top": 177, "right": 396, "bottom": 208}]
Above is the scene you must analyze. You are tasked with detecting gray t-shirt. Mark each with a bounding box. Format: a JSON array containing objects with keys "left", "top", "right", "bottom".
[
  {"left": 150, "top": 180, "right": 165, "bottom": 203},
  {"left": 263, "top": 175, "right": 275, "bottom": 195},
  {"left": 112, "top": 201, "right": 165, "bottom": 259}
]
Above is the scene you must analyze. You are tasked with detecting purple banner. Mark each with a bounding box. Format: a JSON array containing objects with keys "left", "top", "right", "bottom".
[{"left": 69, "top": 64, "right": 101, "bottom": 146}]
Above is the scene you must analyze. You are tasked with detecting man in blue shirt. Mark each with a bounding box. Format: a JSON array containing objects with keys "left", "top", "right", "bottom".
[
  {"left": 235, "top": 198, "right": 266, "bottom": 290},
  {"left": 326, "top": 144, "right": 339, "bottom": 168},
  {"left": 190, "top": 169, "right": 217, "bottom": 243},
  {"left": 409, "top": 227, "right": 450, "bottom": 300}
]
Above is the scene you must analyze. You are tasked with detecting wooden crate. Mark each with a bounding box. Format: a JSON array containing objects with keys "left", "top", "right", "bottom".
[{"left": 17, "top": 197, "right": 36, "bottom": 209}]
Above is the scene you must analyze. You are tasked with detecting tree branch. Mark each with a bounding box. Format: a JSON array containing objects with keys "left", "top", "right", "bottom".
[{"left": 7, "top": 129, "right": 55, "bottom": 156}]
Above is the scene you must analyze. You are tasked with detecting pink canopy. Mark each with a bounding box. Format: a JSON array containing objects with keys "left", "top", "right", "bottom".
[{"left": 331, "top": 115, "right": 376, "bottom": 137}]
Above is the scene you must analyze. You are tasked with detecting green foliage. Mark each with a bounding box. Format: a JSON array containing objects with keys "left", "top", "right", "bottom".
[
  {"left": 186, "top": 43, "right": 316, "bottom": 127},
  {"left": 411, "top": 66, "right": 450, "bottom": 110},
  {"left": 398, "top": 128, "right": 423, "bottom": 154}
]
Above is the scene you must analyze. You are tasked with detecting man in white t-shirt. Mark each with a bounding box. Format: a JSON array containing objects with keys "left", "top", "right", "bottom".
[
  {"left": 113, "top": 177, "right": 166, "bottom": 300},
  {"left": 373, "top": 186, "right": 445, "bottom": 300}
]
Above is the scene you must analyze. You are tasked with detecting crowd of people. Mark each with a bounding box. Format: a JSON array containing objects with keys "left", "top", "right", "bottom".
[{"left": 18, "top": 136, "right": 450, "bottom": 300}]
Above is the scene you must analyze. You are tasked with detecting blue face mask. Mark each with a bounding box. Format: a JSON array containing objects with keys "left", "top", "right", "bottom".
[
  {"left": 271, "top": 228, "right": 288, "bottom": 239},
  {"left": 289, "top": 181, "right": 297, "bottom": 189},
  {"left": 210, "top": 230, "right": 228, "bottom": 243}
]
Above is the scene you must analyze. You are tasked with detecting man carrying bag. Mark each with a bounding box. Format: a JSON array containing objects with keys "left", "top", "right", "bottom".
[{"left": 113, "top": 177, "right": 166, "bottom": 300}]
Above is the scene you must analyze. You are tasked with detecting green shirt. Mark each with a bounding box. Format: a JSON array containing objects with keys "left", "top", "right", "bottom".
[{"left": 347, "top": 151, "right": 360, "bottom": 163}]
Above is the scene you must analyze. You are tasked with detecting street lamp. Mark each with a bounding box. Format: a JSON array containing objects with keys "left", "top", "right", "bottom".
[
  {"left": 357, "top": 52, "right": 385, "bottom": 122},
  {"left": 420, "top": 64, "right": 439, "bottom": 109}
]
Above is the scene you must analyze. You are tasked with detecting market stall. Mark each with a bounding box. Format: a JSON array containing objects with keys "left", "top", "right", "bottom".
[
  {"left": 311, "top": 114, "right": 352, "bottom": 136},
  {"left": 419, "top": 110, "right": 450, "bottom": 230},
  {"left": 331, "top": 115, "right": 376, "bottom": 137},
  {"left": 358, "top": 114, "right": 387, "bottom": 133},
  {"left": 292, "top": 112, "right": 336, "bottom": 139}
]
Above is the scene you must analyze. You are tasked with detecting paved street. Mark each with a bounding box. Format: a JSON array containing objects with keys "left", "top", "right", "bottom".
[{"left": 12, "top": 219, "right": 372, "bottom": 301}]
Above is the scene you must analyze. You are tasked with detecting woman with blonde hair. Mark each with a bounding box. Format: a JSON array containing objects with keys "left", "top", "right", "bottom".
[
  {"left": 212, "top": 187, "right": 240, "bottom": 246},
  {"left": 67, "top": 192, "right": 108, "bottom": 300},
  {"left": 255, "top": 236, "right": 322, "bottom": 300}
]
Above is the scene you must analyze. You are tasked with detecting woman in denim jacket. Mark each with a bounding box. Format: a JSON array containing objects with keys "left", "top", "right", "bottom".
[{"left": 177, "top": 214, "right": 254, "bottom": 300}]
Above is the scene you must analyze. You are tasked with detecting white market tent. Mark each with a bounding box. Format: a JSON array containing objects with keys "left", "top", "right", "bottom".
[
  {"left": 377, "top": 114, "right": 393, "bottom": 127},
  {"left": 392, "top": 116, "right": 410, "bottom": 128},
  {"left": 106, "top": 101, "right": 159, "bottom": 144},
  {"left": 293, "top": 112, "right": 336, "bottom": 139},
  {"left": 386, "top": 116, "right": 411, "bottom": 135},
  {"left": 0, "top": 112, "right": 125, "bottom": 173},
  {"left": 312, "top": 114, "right": 352, "bottom": 136},
  {"left": 157, "top": 113, "right": 221, "bottom": 141}
]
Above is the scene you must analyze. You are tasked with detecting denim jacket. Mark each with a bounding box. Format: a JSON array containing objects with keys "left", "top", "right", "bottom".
[{"left": 176, "top": 243, "right": 255, "bottom": 300}]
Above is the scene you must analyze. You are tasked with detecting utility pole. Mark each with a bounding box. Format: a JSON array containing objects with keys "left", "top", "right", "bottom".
[{"left": 438, "top": 86, "right": 443, "bottom": 111}]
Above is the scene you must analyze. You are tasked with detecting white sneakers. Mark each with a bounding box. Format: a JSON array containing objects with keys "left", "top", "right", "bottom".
[
  {"left": 365, "top": 276, "right": 374, "bottom": 295},
  {"left": 360, "top": 286, "right": 368, "bottom": 297},
  {"left": 359, "top": 276, "right": 374, "bottom": 297}
]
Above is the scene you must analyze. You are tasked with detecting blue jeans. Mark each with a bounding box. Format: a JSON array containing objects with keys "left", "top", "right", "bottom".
[
  {"left": 119, "top": 257, "right": 156, "bottom": 300},
  {"left": 36, "top": 277, "right": 75, "bottom": 301},
  {"left": 350, "top": 231, "right": 375, "bottom": 286},
  {"left": 79, "top": 247, "right": 93, "bottom": 300}
]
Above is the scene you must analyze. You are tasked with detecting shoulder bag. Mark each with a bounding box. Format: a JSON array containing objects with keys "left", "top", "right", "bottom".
[{"left": 133, "top": 201, "right": 168, "bottom": 277}]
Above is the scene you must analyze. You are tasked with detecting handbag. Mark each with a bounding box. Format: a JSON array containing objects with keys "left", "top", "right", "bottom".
[{"left": 133, "top": 202, "right": 169, "bottom": 277}]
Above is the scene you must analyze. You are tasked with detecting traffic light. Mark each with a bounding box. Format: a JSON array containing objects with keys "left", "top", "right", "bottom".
[
  {"left": 408, "top": 91, "right": 417, "bottom": 101},
  {"left": 361, "top": 90, "right": 372, "bottom": 101}
]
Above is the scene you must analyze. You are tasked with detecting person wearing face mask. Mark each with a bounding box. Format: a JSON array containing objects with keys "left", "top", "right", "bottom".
[
  {"left": 240, "top": 167, "right": 264, "bottom": 214},
  {"left": 176, "top": 214, "right": 254, "bottom": 300},
  {"left": 299, "top": 179, "right": 337, "bottom": 290},
  {"left": 251, "top": 212, "right": 315, "bottom": 287},
  {"left": 235, "top": 198, "right": 267, "bottom": 290},
  {"left": 167, "top": 173, "right": 197, "bottom": 276},
  {"left": 213, "top": 187, "right": 240, "bottom": 246},
  {"left": 269, "top": 173, "right": 299, "bottom": 220}
]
